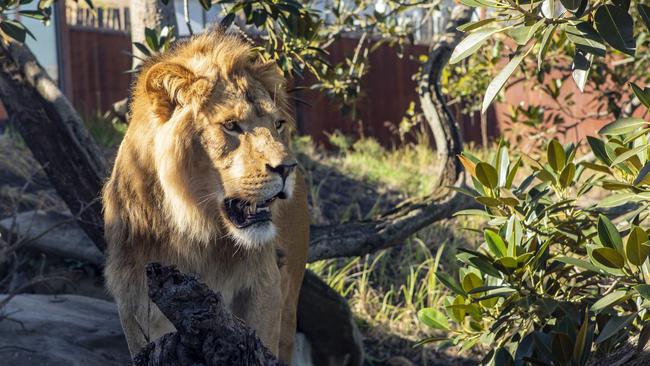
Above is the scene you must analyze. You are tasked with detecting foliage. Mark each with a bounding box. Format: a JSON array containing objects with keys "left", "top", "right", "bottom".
[
  {"left": 177, "top": 0, "right": 440, "bottom": 114},
  {"left": 417, "top": 3, "right": 650, "bottom": 361},
  {"left": 420, "top": 112, "right": 650, "bottom": 363},
  {"left": 132, "top": 25, "right": 176, "bottom": 60},
  {"left": 448, "top": 0, "right": 649, "bottom": 114},
  {"left": 0, "top": 0, "right": 94, "bottom": 42}
]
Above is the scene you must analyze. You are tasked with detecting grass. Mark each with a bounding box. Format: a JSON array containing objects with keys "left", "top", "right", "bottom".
[{"left": 298, "top": 132, "right": 489, "bottom": 363}]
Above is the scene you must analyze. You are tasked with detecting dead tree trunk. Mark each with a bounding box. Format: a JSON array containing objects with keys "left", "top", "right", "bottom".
[
  {"left": 0, "top": 39, "right": 107, "bottom": 251},
  {"left": 308, "top": 5, "right": 475, "bottom": 262},
  {"left": 134, "top": 263, "right": 284, "bottom": 366},
  {"left": 130, "top": 0, "right": 178, "bottom": 64}
]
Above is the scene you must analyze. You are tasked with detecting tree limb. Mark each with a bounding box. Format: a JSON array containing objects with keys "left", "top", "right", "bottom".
[
  {"left": 134, "top": 263, "right": 284, "bottom": 366},
  {"left": 0, "top": 39, "right": 107, "bottom": 251},
  {"left": 308, "top": 182, "right": 475, "bottom": 262}
]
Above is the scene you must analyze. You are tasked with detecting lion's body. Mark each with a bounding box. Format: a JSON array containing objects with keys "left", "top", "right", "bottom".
[{"left": 102, "top": 31, "right": 308, "bottom": 362}]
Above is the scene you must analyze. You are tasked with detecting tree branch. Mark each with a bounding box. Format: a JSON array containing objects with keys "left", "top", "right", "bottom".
[
  {"left": 134, "top": 263, "right": 284, "bottom": 366},
  {"left": 0, "top": 39, "right": 107, "bottom": 251}
]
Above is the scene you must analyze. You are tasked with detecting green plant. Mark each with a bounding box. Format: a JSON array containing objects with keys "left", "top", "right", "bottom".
[{"left": 419, "top": 106, "right": 650, "bottom": 363}]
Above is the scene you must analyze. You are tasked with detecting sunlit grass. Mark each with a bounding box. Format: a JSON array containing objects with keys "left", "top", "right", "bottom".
[{"left": 298, "top": 132, "right": 488, "bottom": 353}]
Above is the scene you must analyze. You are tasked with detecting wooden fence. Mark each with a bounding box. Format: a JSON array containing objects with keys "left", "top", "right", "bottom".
[{"left": 67, "top": 28, "right": 132, "bottom": 116}]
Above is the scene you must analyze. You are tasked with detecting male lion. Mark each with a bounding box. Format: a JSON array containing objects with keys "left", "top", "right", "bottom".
[{"left": 102, "top": 31, "right": 309, "bottom": 363}]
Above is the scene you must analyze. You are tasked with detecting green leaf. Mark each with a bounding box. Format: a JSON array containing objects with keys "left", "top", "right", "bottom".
[
  {"left": 435, "top": 272, "right": 465, "bottom": 296},
  {"left": 599, "top": 118, "right": 647, "bottom": 135},
  {"left": 580, "top": 161, "right": 612, "bottom": 174},
  {"left": 144, "top": 27, "right": 159, "bottom": 51},
  {"left": 631, "top": 83, "right": 650, "bottom": 109},
  {"left": 611, "top": 143, "right": 649, "bottom": 166},
  {"left": 555, "top": 256, "right": 602, "bottom": 272},
  {"left": 199, "top": 0, "right": 212, "bottom": 10},
  {"left": 596, "top": 314, "right": 636, "bottom": 343},
  {"left": 560, "top": 0, "right": 581, "bottom": 12},
  {"left": 506, "top": 215, "right": 523, "bottom": 249},
  {"left": 450, "top": 26, "right": 502, "bottom": 64},
  {"left": 485, "top": 230, "right": 507, "bottom": 257},
  {"left": 633, "top": 284, "right": 650, "bottom": 301},
  {"left": 591, "top": 290, "right": 628, "bottom": 313},
  {"left": 594, "top": 4, "right": 636, "bottom": 56},
  {"left": 133, "top": 42, "right": 151, "bottom": 57},
  {"left": 635, "top": 162, "right": 650, "bottom": 185},
  {"left": 475, "top": 162, "right": 499, "bottom": 189},
  {"left": 565, "top": 22, "right": 606, "bottom": 57},
  {"left": 598, "top": 192, "right": 637, "bottom": 208},
  {"left": 574, "top": 312, "right": 591, "bottom": 363},
  {"left": 494, "top": 347, "right": 515, "bottom": 366},
  {"left": 476, "top": 196, "right": 502, "bottom": 206},
  {"left": 572, "top": 51, "right": 592, "bottom": 93},
  {"left": 482, "top": 48, "right": 530, "bottom": 114},
  {"left": 507, "top": 20, "right": 544, "bottom": 45},
  {"left": 598, "top": 214, "right": 624, "bottom": 253},
  {"left": 453, "top": 209, "right": 492, "bottom": 217},
  {"left": 626, "top": 226, "right": 650, "bottom": 265},
  {"left": 638, "top": 4, "right": 650, "bottom": 33},
  {"left": 592, "top": 247, "right": 625, "bottom": 269},
  {"left": 538, "top": 25, "right": 556, "bottom": 71},
  {"left": 552, "top": 332, "right": 573, "bottom": 364},
  {"left": 221, "top": 13, "right": 236, "bottom": 28},
  {"left": 418, "top": 308, "right": 450, "bottom": 330},
  {"left": 0, "top": 20, "right": 29, "bottom": 43},
  {"left": 462, "top": 272, "right": 484, "bottom": 294},
  {"left": 559, "top": 163, "right": 576, "bottom": 188},
  {"left": 459, "top": 0, "right": 498, "bottom": 7},
  {"left": 505, "top": 156, "right": 522, "bottom": 189},
  {"left": 457, "top": 18, "right": 497, "bottom": 33},
  {"left": 465, "top": 255, "right": 503, "bottom": 278},
  {"left": 587, "top": 136, "right": 613, "bottom": 165},
  {"left": 547, "top": 139, "right": 566, "bottom": 172},
  {"left": 496, "top": 145, "right": 510, "bottom": 187},
  {"left": 495, "top": 256, "right": 518, "bottom": 269}
]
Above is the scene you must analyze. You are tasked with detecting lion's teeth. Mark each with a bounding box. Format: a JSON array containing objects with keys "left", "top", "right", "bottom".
[{"left": 257, "top": 206, "right": 270, "bottom": 213}]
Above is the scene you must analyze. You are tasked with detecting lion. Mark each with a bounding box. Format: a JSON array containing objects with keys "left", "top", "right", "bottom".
[{"left": 102, "top": 30, "right": 309, "bottom": 363}]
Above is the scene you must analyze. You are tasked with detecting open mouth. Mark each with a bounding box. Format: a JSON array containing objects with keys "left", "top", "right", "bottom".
[{"left": 224, "top": 195, "right": 282, "bottom": 229}]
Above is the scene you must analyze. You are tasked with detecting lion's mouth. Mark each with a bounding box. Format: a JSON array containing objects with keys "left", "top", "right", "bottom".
[{"left": 224, "top": 195, "right": 282, "bottom": 229}]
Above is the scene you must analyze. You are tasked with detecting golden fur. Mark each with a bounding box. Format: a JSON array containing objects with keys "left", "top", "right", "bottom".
[{"left": 102, "top": 31, "right": 309, "bottom": 362}]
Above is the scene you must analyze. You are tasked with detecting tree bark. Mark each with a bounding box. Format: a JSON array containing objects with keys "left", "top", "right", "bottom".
[
  {"left": 134, "top": 263, "right": 284, "bottom": 366},
  {"left": 419, "top": 5, "right": 472, "bottom": 188},
  {"left": 130, "top": 0, "right": 178, "bottom": 65},
  {"left": 0, "top": 39, "right": 107, "bottom": 251},
  {"left": 307, "top": 5, "right": 475, "bottom": 262}
]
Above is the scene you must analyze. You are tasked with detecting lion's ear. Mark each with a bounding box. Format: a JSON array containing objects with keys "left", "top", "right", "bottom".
[{"left": 144, "top": 62, "right": 212, "bottom": 121}]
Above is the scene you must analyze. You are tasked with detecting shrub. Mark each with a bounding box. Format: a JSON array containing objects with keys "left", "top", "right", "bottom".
[{"left": 419, "top": 102, "right": 650, "bottom": 364}]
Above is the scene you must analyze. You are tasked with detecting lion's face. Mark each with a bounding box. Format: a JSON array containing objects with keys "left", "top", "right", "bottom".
[
  {"left": 195, "top": 74, "right": 297, "bottom": 246},
  {"left": 138, "top": 37, "right": 298, "bottom": 249}
]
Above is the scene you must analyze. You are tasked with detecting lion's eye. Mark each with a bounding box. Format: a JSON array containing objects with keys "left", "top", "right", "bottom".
[
  {"left": 275, "top": 119, "right": 286, "bottom": 132},
  {"left": 222, "top": 120, "right": 242, "bottom": 134}
]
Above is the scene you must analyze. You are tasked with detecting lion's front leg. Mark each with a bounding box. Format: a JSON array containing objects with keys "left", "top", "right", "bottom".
[{"left": 233, "top": 254, "right": 284, "bottom": 356}]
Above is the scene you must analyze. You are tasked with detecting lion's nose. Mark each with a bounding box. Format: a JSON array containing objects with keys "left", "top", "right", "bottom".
[{"left": 266, "top": 162, "right": 297, "bottom": 181}]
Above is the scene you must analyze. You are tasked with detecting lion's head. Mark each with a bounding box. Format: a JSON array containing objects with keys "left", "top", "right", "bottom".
[{"left": 117, "top": 31, "right": 298, "bottom": 249}]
